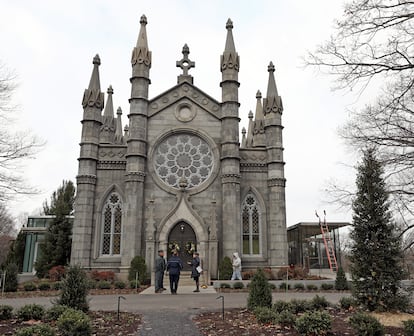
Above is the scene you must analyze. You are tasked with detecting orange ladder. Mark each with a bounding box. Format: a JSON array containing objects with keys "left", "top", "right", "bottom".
[{"left": 315, "top": 211, "right": 338, "bottom": 272}]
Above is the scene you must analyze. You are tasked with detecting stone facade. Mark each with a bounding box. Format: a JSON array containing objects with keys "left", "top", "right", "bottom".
[{"left": 71, "top": 16, "right": 288, "bottom": 281}]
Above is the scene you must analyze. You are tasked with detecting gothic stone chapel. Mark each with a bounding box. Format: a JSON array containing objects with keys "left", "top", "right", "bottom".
[{"left": 71, "top": 15, "right": 287, "bottom": 282}]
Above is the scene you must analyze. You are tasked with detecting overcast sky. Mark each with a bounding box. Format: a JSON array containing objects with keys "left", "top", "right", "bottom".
[{"left": 1, "top": 0, "right": 361, "bottom": 226}]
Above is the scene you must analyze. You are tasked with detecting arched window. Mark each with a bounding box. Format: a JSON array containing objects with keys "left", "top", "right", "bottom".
[
  {"left": 242, "top": 192, "right": 261, "bottom": 255},
  {"left": 101, "top": 192, "right": 122, "bottom": 256}
]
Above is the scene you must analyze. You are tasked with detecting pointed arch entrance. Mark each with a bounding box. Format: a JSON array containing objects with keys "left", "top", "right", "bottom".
[{"left": 168, "top": 221, "right": 196, "bottom": 271}]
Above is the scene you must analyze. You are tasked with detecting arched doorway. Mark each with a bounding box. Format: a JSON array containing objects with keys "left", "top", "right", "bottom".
[{"left": 168, "top": 221, "right": 196, "bottom": 271}]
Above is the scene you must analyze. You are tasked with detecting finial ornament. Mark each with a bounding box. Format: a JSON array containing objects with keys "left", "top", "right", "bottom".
[
  {"left": 226, "top": 18, "right": 233, "bottom": 29},
  {"left": 268, "top": 61, "right": 275, "bottom": 72},
  {"left": 176, "top": 44, "right": 195, "bottom": 76},
  {"left": 256, "top": 90, "right": 262, "bottom": 98},
  {"left": 107, "top": 85, "right": 113, "bottom": 95},
  {"left": 93, "top": 54, "right": 101, "bottom": 66},
  {"left": 248, "top": 110, "right": 253, "bottom": 119},
  {"left": 176, "top": 44, "right": 195, "bottom": 83},
  {"left": 140, "top": 14, "right": 147, "bottom": 25},
  {"left": 117, "top": 106, "right": 122, "bottom": 115}
]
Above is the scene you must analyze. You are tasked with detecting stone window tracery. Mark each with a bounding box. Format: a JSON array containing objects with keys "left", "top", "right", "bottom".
[
  {"left": 101, "top": 192, "right": 122, "bottom": 256},
  {"left": 242, "top": 192, "right": 261, "bottom": 255},
  {"left": 154, "top": 133, "right": 214, "bottom": 189}
]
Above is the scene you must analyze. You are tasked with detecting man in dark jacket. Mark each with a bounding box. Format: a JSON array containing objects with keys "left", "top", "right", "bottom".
[
  {"left": 155, "top": 249, "right": 166, "bottom": 293},
  {"left": 167, "top": 250, "right": 183, "bottom": 294}
]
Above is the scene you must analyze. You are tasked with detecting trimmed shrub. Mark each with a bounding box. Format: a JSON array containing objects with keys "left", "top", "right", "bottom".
[
  {"left": 349, "top": 312, "right": 384, "bottom": 336},
  {"left": 277, "top": 309, "right": 296, "bottom": 327},
  {"left": 335, "top": 266, "right": 348, "bottom": 290},
  {"left": 90, "top": 270, "right": 115, "bottom": 282},
  {"left": 3, "top": 263, "right": 18, "bottom": 292},
  {"left": 38, "top": 282, "right": 51, "bottom": 291},
  {"left": 129, "top": 280, "right": 140, "bottom": 289},
  {"left": 233, "top": 281, "right": 244, "bottom": 289},
  {"left": 220, "top": 283, "right": 231, "bottom": 289},
  {"left": 311, "top": 295, "right": 329, "bottom": 310},
  {"left": 52, "top": 281, "right": 62, "bottom": 290},
  {"left": 403, "top": 320, "right": 414, "bottom": 336},
  {"left": 17, "top": 304, "right": 45, "bottom": 321},
  {"left": 320, "top": 283, "right": 334, "bottom": 290},
  {"left": 218, "top": 256, "right": 233, "bottom": 280},
  {"left": 86, "top": 279, "right": 97, "bottom": 290},
  {"left": 114, "top": 280, "right": 126, "bottom": 289},
  {"left": 279, "top": 282, "right": 291, "bottom": 290},
  {"left": 247, "top": 269, "right": 272, "bottom": 310},
  {"left": 48, "top": 265, "right": 65, "bottom": 281},
  {"left": 128, "top": 256, "right": 147, "bottom": 284},
  {"left": 339, "top": 297, "right": 356, "bottom": 310},
  {"left": 23, "top": 282, "right": 37, "bottom": 291},
  {"left": 295, "top": 310, "right": 332, "bottom": 335},
  {"left": 56, "top": 308, "right": 92, "bottom": 336},
  {"left": 306, "top": 283, "right": 318, "bottom": 291},
  {"left": 0, "top": 305, "right": 13, "bottom": 320},
  {"left": 254, "top": 306, "right": 278, "bottom": 324},
  {"left": 97, "top": 280, "right": 111, "bottom": 289},
  {"left": 269, "top": 283, "right": 276, "bottom": 290},
  {"left": 44, "top": 305, "right": 68, "bottom": 322},
  {"left": 290, "top": 299, "right": 311, "bottom": 314},
  {"left": 273, "top": 300, "right": 293, "bottom": 313},
  {"left": 294, "top": 283, "right": 305, "bottom": 291},
  {"left": 56, "top": 264, "right": 89, "bottom": 312},
  {"left": 14, "top": 324, "right": 56, "bottom": 336}
]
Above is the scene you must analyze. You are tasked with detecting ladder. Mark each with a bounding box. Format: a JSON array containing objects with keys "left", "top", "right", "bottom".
[{"left": 315, "top": 211, "right": 338, "bottom": 272}]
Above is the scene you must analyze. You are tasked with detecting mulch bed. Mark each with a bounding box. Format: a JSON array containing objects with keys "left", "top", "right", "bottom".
[
  {"left": 194, "top": 308, "right": 405, "bottom": 335},
  {"left": 0, "top": 311, "right": 141, "bottom": 336}
]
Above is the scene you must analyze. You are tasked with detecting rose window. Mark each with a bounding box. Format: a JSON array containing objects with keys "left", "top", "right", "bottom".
[{"left": 154, "top": 134, "right": 214, "bottom": 189}]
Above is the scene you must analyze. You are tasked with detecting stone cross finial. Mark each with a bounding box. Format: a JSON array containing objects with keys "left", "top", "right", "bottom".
[{"left": 176, "top": 44, "right": 195, "bottom": 83}]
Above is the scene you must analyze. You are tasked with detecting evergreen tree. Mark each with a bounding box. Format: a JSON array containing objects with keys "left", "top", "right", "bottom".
[
  {"left": 56, "top": 264, "right": 89, "bottom": 312},
  {"left": 334, "top": 266, "right": 348, "bottom": 291},
  {"left": 350, "top": 149, "right": 408, "bottom": 311},
  {"left": 247, "top": 269, "right": 272, "bottom": 310},
  {"left": 35, "top": 180, "right": 75, "bottom": 278},
  {"left": 3, "top": 230, "right": 26, "bottom": 270}
]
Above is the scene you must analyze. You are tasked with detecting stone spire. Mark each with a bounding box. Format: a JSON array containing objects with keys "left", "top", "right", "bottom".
[
  {"left": 220, "top": 18, "right": 239, "bottom": 73},
  {"left": 131, "top": 15, "right": 152, "bottom": 70},
  {"left": 102, "top": 85, "right": 114, "bottom": 122},
  {"left": 82, "top": 54, "right": 104, "bottom": 109},
  {"left": 246, "top": 110, "right": 254, "bottom": 148},
  {"left": 253, "top": 90, "right": 265, "bottom": 147},
  {"left": 263, "top": 62, "right": 283, "bottom": 115},
  {"left": 241, "top": 127, "right": 247, "bottom": 148},
  {"left": 115, "top": 107, "right": 123, "bottom": 144}
]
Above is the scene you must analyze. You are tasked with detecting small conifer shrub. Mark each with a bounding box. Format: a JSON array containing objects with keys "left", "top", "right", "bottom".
[
  {"left": 335, "top": 266, "right": 349, "bottom": 290},
  {"left": 247, "top": 268, "right": 272, "bottom": 310}
]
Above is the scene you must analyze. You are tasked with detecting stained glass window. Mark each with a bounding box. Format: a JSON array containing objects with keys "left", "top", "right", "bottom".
[
  {"left": 101, "top": 192, "right": 122, "bottom": 256},
  {"left": 154, "top": 133, "right": 214, "bottom": 189},
  {"left": 241, "top": 192, "right": 261, "bottom": 255}
]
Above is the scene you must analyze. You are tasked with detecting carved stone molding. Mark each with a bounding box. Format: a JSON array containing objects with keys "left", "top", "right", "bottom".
[
  {"left": 82, "top": 89, "right": 104, "bottom": 109},
  {"left": 240, "top": 163, "right": 267, "bottom": 173},
  {"left": 97, "top": 161, "right": 126, "bottom": 170},
  {"left": 221, "top": 173, "right": 241, "bottom": 184},
  {"left": 240, "top": 151, "right": 267, "bottom": 162},
  {"left": 99, "top": 148, "right": 127, "bottom": 159},
  {"left": 76, "top": 174, "right": 97, "bottom": 185},
  {"left": 125, "top": 171, "right": 146, "bottom": 182},
  {"left": 268, "top": 178, "right": 286, "bottom": 187},
  {"left": 149, "top": 84, "right": 220, "bottom": 118}
]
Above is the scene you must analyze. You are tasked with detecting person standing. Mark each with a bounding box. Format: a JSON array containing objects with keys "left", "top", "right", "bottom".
[
  {"left": 167, "top": 250, "right": 183, "bottom": 294},
  {"left": 231, "top": 252, "right": 242, "bottom": 280},
  {"left": 154, "top": 249, "right": 166, "bottom": 293},
  {"left": 189, "top": 252, "right": 201, "bottom": 292}
]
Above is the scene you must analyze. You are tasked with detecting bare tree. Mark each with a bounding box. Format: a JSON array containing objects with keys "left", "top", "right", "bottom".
[
  {"left": 306, "top": 1, "right": 414, "bottom": 249},
  {"left": 0, "top": 62, "right": 43, "bottom": 201},
  {"left": 0, "top": 202, "right": 17, "bottom": 266}
]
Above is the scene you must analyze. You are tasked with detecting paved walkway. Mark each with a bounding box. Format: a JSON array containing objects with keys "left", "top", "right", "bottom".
[{"left": 140, "top": 285, "right": 216, "bottom": 295}]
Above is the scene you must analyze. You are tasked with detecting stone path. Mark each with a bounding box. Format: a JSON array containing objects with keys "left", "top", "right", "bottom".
[
  {"left": 139, "top": 310, "right": 201, "bottom": 336},
  {"left": 140, "top": 285, "right": 216, "bottom": 295}
]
